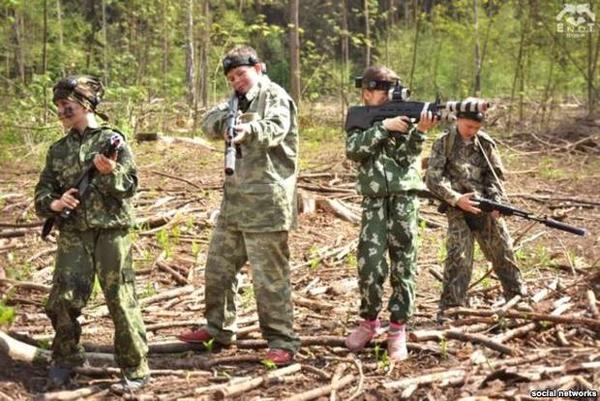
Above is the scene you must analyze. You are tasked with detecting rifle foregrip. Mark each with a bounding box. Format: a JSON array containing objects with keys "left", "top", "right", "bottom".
[{"left": 543, "top": 219, "right": 587, "bottom": 236}]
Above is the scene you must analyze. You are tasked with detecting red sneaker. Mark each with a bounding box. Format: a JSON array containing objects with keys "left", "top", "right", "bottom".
[
  {"left": 178, "top": 328, "right": 214, "bottom": 344},
  {"left": 264, "top": 349, "right": 294, "bottom": 366},
  {"left": 387, "top": 323, "right": 408, "bottom": 361}
]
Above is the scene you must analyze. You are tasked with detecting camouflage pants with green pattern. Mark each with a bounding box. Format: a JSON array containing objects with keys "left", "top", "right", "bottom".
[
  {"left": 440, "top": 208, "right": 525, "bottom": 310},
  {"left": 46, "top": 228, "right": 149, "bottom": 380},
  {"left": 203, "top": 218, "right": 300, "bottom": 353},
  {"left": 357, "top": 194, "right": 419, "bottom": 323}
]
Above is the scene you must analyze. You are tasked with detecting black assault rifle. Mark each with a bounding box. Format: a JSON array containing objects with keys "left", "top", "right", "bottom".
[
  {"left": 344, "top": 82, "right": 490, "bottom": 131},
  {"left": 430, "top": 191, "right": 587, "bottom": 236},
  {"left": 224, "top": 95, "right": 240, "bottom": 176},
  {"left": 472, "top": 196, "right": 587, "bottom": 236},
  {"left": 41, "top": 133, "right": 124, "bottom": 239}
]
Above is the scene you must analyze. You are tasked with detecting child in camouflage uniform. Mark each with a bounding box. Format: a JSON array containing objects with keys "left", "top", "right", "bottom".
[
  {"left": 34, "top": 76, "right": 149, "bottom": 393},
  {"left": 345, "top": 66, "right": 436, "bottom": 361},
  {"left": 425, "top": 106, "right": 526, "bottom": 322},
  {"left": 178, "top": 45, "right": 300, "bottom": 365}
]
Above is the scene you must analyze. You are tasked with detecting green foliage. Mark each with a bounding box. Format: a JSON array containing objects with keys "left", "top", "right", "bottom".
[
  {"left": 0, "top": 302, "right": 15, "bottom": 327},
  {"left": 203, "top": 338, "right": 215, "bottom": 353},
  {"left": 156, "top": 228, "right": 172, "bottom": 258},
  {"left": 90, "top": 275, "right": 102, "bottom": 302},
  {"left": 373, "top": 343, "right": 391, "bottom": 370},
  {"left": 261, "top": 358, "right": 278, "bottom": 370}
]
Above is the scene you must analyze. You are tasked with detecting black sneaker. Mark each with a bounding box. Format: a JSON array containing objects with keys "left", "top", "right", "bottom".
[
  {"left": 110, "top": 375, "right": 150, "bottom": 394},
  {"left": 48, "top": 366, "right": 73, "bottom": 387}
]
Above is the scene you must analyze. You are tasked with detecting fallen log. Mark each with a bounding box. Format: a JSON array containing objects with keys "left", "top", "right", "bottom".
[
  {"left": 0, "top": 331, "right": 113, "bottom": 366},
  {"left": 0, "top": 278, "right": 51, "bottom": 292},
  {"left": 445, "top": 330, "right": 514, "bottom": 355},
  {"left": 37, "top": 385, "right": 108, "bottom": 401},
  {"left": 446, "top": 307, "right": 600, "bottom": 330},
  {"left": 316, "top": 198, "right": 360, "bottom": 224},
  {"left": 383, "top": 369, "right": 467, "bottom": 390}
]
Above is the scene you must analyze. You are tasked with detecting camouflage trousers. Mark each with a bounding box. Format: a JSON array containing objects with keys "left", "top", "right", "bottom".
[
  {"left": 46, "top": 228, "right": 149, "bottom": 380},
  {"left": 357, "top": 194, "right": 419, "bottom": 323},
  {"left": 203, "top": 218, "right": 300, "bottom": 353},
  {"left": 440, "top": 208, "right": 525, "bottom": 310}
]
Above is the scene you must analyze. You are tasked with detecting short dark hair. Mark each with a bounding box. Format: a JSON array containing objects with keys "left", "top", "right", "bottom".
[{"left": 361, "top": 66, "right": 399, "bottom": 89}]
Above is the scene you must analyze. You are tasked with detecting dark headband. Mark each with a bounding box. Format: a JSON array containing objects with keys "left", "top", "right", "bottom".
[
  {"left": 354, "top": 76, "right": 396, "bottom": 91},
  {"left": 222, "top": 55, "right": 259, "bottom": 75},
  {"left": 457, "top": 111, "right": 485, "bottom": 122}
]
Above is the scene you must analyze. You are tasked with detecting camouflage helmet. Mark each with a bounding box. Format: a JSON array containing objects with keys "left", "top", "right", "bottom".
[{"left": 52, "top": 75, "right": 104, "bottom": 111}]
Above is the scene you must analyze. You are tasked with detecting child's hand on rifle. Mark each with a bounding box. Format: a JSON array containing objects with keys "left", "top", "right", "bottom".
[
  {"left": 456, "top": 192, "right": 481, "bottom": 214},
  {"left": 232, "top": 123, "right": 252, "bottom": 144},
  {"left": 383, "top": 116, "right": 410, "bottom": 133},
  {"left": 50, "top": 188, "right": 79, "bottom": 212},
  {"left": 416, "top": 111, "right": 437, "bottom": 133},
  {"left": 94, "top": 153, "right": 117, "bottom": 175}
]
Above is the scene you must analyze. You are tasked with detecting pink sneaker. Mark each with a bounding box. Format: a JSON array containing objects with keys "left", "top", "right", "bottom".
[
  {"left": 345, "top": 319, "right": 380, "bottom": 352},
  {"left": 387, "top": 322, "right": 408, "bottom": 361}
]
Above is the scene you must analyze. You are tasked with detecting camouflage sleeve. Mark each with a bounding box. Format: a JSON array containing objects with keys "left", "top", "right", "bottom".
[
  {"left": 34, "top": 149, "right": 61, "bottom": 218},
  {"left": 425, "top": 137, "right": 462, "bottom": 206},
  {"left": 345, "top": 122, "right": 389, "bottom": 162},
  {"left": 483, "top": 142, "right": 507, "bottom": 202},
  {"left": 94, "top": 141, "right": 138, "bottom": 199},
  {"left": 201, "top": 102, "right": 229, "bottom": 139},
  {"left": 405, "top": 126, "right": 427, "bottom": 157},
  {"left": 246, "top": 90, "right": 293, "bottom": 148}
]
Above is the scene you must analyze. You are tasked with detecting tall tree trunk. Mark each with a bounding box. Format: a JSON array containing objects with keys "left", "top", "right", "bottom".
[
  {"left": 588, "top": 22, "right": 600, "bottom": 115},
  {"left": 364, "top": 0, "right": 371, "bottom": 67},
  {"left": 473, "top": 0, "right": 481, "bottom": 96},
  {"left": 185, "top": 0, "right": 197, "bottom": 112},
  {"left": 56, "top": 0, "right": 64, "bottom": 75},
  {"left": 408, "top": 4, "right": 421, "bottom": 88},
  {"left": 508, "top": 1, "right": 527, "bottom": 129},
  {"left": 289, "top": 0, "right": 301, "bottom": 105},
  {"left": 13, "top": 9, "right": 25, "bottom": 83},
  {"left": 339, "top": 0, "right": 350, "bottom": 128},
  {"left": 201, "top": 0, "right": 210, "bottom": 108},
  {"left": 42, "top": 0, "right": 48, "bottom": 75},
  {"left": 162, "top": 0, "right": 169, "bottom": 100},
  {"left": 101, "top": 0, "right": 108, "bottom": 84},
  {"left": 341, "top": 0, "right": 349, "bottom": 70}
]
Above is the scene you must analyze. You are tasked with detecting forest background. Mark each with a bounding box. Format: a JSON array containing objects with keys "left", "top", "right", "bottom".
[{"left": 0, "top": 0, "right": 598, "bottom": 155}]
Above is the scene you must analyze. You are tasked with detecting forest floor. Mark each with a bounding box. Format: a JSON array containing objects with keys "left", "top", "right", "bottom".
[{"left": 0, "top": 106, "right": 599, "bottom": 400}]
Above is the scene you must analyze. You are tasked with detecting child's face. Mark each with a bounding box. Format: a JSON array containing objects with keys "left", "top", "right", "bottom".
[
  {"left": 362, "top": 89, "right": 388, "bottom": 106},
  {"left": 55, "top": 99, "right": 87, "bottom": 130},
  {"left": 226, "top": 64, "right": 261, "bottom": 94},
  {"left": 457, "top": 118, "right": 483, "bottom": 139}
]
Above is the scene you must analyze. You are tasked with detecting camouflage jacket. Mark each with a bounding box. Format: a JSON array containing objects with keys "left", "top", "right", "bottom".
[
  {"left": 202, "top": 75, "right": 298, "bottom": 232},
  {"left": 34, "top": 126, "right": 138, "bottom": 231},
  {"left": 425, "top": 126, "right": 505, "bottom": 206},
  {"left": 346, "top": 121, "right": 426, "bottom": 197}
]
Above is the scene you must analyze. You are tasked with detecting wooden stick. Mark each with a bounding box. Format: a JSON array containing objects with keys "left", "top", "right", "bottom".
[
  {"left": 446, "top": 307, "right": 600, "bottom": 329},
  {"left": 149, "top": 170, "right": 202, "bottom": 189},
  {"left": 586, "top": 290, "right": 599, "bottom": 318},
  {"left": 284, "top": 374, "right": 355, "bottom": 401},
  {"left": 38, "top": 385, "right": 108, "bottom": 401},
  {"left": 329, "top": 363, "right": 348, "bottom": 401},
  {"left": 156, "top": 260, "right": 189, "bottom": 285},
  {"left": 214, "top": 364, "right": 301, "bottom": 399},
  {"left": 444, "top": 330, "right": 514, "bottom": 355},
  {"left": 383, "top": 369, "right": 466, "bottom": 390},
  {"left": 0, "top": 278, "right": 51, "bottom": 292},
  {"left": 493, "top": 322, "right": 537, "bottom": 343}
]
